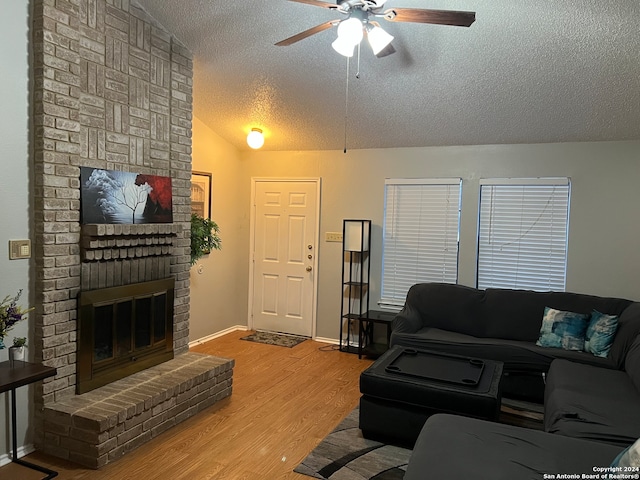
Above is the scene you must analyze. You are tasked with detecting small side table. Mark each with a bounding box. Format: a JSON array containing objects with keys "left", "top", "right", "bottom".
[
  {"left": 357, "top": 310, "right": 396, "bottom": 359},
  {"left": 0, "top": 360, "right": 58, "bottom": 479}
]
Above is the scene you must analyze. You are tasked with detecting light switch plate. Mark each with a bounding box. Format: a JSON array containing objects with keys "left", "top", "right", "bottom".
[
  {"left": 325, "top": 232, "right": 343, "bottom": 242},
  {"left": 9, "top": 239, "right": 31, "bottom": 260}
]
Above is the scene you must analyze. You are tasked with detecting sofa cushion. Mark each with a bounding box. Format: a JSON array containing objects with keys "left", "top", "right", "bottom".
[
  {"left": 544, "top": 359, "right": 640, "bottom": 447},
  {"left": 399, "top": 283, "right": 486, "bottom": 337},
  {"left": 610, "top": 303, "right": 640, "bottom": 369},
  {"left": 585, "top": 310, "right": 619, "bottom": 358},
  {"left": 404, "top": 414, "right": 622, "bottom": 480},
  {"left": 479, "top": 288, "right": 555, "bottom": 341},
  {"left": 480, "top": 288, "right": 632, "bottom": 341},
  {"left": 536, "top": 307, "right": 590, "bottom": 351}
]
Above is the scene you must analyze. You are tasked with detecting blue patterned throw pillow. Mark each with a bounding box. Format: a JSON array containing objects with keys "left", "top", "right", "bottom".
[
  {"left": 584, "top": 310, "right": 619, "bottom": 358},
  {"left": 536, "top": 307, "right": 590, "bottom": 351},
  {"left": 610, "top": 437, "right": 640, "bottom": 468}
]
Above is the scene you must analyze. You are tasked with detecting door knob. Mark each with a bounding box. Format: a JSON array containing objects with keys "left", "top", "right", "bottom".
[{"left": 306, "top": 266, "right": 312, "bottom": 272}]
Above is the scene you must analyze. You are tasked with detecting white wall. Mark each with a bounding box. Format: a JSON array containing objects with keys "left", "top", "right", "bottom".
[
  {"left": 0, "top": 0, "right": 32, "bottom": 463},
  {"left": 239, "top": 141, "right": 640, "bottom": 340}
]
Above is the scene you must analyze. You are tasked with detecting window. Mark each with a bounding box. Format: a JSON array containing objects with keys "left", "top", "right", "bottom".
[
  {"left": 477, "top": 178, "right": 571, "bottom": 292},
  {"left": 381, "top": 178, "right": 462, "bottom": 308}
]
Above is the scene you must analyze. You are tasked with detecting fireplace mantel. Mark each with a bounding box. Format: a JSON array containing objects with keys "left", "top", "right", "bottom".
[{"left": 81, "top": 224, "right": 180, "bottom": 263}]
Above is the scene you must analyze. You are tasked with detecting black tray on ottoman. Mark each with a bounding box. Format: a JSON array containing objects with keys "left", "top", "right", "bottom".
[
  {"left": 359, "top": 345, "right": 504, "bottom": 447},
  {"left": 384, "top": 348, "right": 485, "bottom": 385}
]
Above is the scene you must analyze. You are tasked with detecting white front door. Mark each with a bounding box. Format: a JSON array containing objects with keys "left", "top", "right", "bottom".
[{"left": 250, "top": 179, "right": 319, "bottom": 337}]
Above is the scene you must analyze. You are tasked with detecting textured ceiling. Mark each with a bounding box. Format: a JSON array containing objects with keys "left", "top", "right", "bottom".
[{"left": 134, "top": 0, "right": 640, "bottom": 151}]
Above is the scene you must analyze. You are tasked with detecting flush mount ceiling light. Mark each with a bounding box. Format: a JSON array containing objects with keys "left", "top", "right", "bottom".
[{"left": 247, "top": 128, "right": 265, "bottom": 149}]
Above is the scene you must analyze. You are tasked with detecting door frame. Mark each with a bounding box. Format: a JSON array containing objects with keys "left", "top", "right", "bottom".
[{"left": 248, "top": 177, "right": 322, "bottom": 338}]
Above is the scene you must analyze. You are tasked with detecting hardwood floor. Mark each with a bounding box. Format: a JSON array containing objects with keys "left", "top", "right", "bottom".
[{"left": 1, "top": 330, "right": 373, "bottom": 479}]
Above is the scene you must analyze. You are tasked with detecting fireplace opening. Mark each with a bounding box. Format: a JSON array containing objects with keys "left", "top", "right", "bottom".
[{"left": 78, "top": 278, "right": 175, "bottom": 394}]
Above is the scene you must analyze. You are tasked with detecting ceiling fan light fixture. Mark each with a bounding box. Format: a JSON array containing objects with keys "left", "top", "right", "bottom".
[
  {"left": 247, "top": 128, "right": 265, "bottom": 149},
  {"left": 336, "top": 17, "right": 364, "bottom": 45},
  {"left": 366, "top": 25, "right": 394, "bottom": 55},
  {"left": 331, "top": 36, "right": 356, "bottom": 57}
]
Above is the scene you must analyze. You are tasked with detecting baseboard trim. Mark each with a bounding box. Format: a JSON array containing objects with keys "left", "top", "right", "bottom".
[
  {"left": 0, "top": 443, "right": 35, "bottom": 467},
  {"left": 313, "top": 336, "right": 340, "bottom": 345},
  {"left": 189, "top": 325, "right": 249, "bottom": 347}
]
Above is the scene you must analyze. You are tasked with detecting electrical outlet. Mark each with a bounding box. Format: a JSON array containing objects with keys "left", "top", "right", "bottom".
[{"left": 325, "top": 232, "right": 343, "bottom": 242}]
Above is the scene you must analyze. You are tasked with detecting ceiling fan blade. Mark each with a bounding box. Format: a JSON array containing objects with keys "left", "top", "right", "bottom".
[
  {"left": 275, "top": 21, "right": 337, "bottom": 47},
  {"left": 287, "top": 0, "right": 339, "bottom": 9},
  {"left": 384, "top": 8, "right": 475, "bottom": 27}
]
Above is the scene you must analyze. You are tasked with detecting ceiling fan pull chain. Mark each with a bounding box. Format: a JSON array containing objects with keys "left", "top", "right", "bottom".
[
  {"left": 344, "top": 56, "right": 350, "bottom": 154},
  {"left": 355, "top": 42, "right": 361, "bottom": 79}
]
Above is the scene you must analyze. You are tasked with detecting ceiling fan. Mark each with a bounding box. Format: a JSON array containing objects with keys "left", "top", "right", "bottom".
[{"left": 275, "top": 0, "right": 476, "bottom": 58}]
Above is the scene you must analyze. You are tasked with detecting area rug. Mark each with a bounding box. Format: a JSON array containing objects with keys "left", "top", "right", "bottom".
[
  {"left": 294, "top": 408, "right": 411, "bottom": 480},
  {"left": 240, "top": 331, "right": 308, "bottom": 348},
  {"left": 295, "top": 400, "right": 544, "bottom": 479}
]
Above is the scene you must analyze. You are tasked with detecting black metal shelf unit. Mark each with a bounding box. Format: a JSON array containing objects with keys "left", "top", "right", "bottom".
[{"left": 339, "top": 219, "right": 371, "bottom": 354}]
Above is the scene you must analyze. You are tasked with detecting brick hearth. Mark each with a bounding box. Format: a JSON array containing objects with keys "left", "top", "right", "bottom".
[{"left": 43, "top": 353, "right": 233, "bottom": 469}]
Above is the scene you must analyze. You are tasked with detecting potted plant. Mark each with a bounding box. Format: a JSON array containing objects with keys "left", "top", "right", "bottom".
[
  {"left": 9, "top": 337, "right": 27, "bottom": 366},
  {"left": 0, "top": 289, "right": 32, "bottom": 366},
  {"left": 190, "top": 213, "right": 222, "bottom": 265}
]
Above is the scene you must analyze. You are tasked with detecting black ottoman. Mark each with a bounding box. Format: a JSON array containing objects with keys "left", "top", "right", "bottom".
[{"left": 359, "top": 345, "right": 504, "bottom": 447}]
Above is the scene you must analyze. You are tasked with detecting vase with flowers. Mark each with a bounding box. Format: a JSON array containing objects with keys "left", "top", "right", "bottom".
[{"left": 0, "top": 290, "right": 33, "bottom": 363}]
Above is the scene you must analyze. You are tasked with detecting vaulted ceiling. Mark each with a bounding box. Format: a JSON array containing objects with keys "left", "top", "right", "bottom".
[{"left": 134, "top": 0, "right": 640, "bottom": 151}]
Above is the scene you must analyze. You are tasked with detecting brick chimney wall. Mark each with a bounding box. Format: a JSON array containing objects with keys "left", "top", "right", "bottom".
[{"left": 31, "top": 0, "right": 193, "bottom": 447}]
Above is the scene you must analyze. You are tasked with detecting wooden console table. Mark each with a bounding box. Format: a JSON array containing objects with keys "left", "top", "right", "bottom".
[{"left": 0, "top": 360, "right": 57, "bottom": 479}]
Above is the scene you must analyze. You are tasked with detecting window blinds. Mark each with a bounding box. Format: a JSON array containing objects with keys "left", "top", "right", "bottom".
[
  {"left": 477, "top": 178, "right": 570, "bottom": 292},
  {"left": 381, "top": 178, "right": 462, "bottom": 307}
]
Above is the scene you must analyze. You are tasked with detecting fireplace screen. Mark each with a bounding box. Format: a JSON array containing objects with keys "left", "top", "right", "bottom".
[{"left": 78, "top": 278, "right": 174, "bottom": 394}]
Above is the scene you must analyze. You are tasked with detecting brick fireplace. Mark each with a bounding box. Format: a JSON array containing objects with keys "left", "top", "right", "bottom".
[{"left": 31, "top": 0, "right": 233, "bottom": 468}]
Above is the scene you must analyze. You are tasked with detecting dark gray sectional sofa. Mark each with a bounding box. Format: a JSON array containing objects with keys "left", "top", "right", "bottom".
[
  {"left": 391, "top": 283, "right": 640, "bottom": 476},
  {"left": 391, "top": 283, "right": 640, "bottom": 401},
  {"left": 404, "top": 414, "right": 624, "bottom": 480}
]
